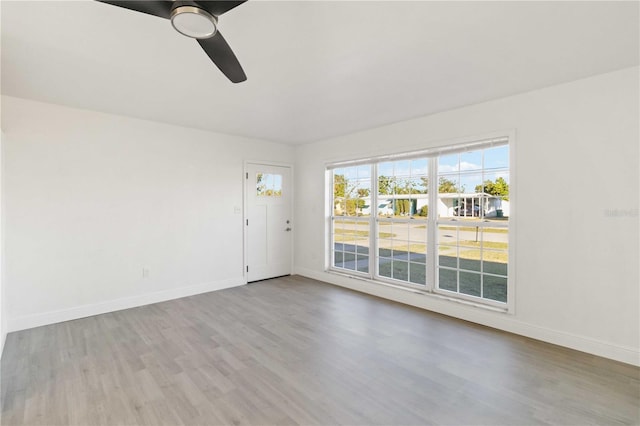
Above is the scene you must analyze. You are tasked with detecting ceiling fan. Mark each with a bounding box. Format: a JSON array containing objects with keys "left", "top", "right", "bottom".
[{"left": 96, "top": 1, "right": 248, "bottom": 83}]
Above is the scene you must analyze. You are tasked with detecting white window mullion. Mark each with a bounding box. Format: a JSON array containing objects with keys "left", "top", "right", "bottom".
[
  {"left": 426, "top": 157, "right": 438, "bottom": 292},
  {"left": 370, "top": 163, "right": 378, "bottom": 279}
]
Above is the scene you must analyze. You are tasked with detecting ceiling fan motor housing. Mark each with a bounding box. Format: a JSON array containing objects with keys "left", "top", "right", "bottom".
[{"left": 170, "top": 5, "right": 218, "bottom": 39}]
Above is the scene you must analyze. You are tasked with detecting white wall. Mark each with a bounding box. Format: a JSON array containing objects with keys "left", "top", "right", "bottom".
[
  {"left": 294, "top": 67, "right": 640, "bottom": 366},
  {"left": 0, "top": 1, "right": 5, "bottom": 360},
  {"left": 1, "top": 96, "right": 294, "bottom": 331},
  {"left": 0, "top": 129, "right": 5, "bottom": 356}
]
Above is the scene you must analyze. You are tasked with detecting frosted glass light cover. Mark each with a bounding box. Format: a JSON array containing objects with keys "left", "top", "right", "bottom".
[{"left": 171, "top": 10, "right": 216, "bottom": 39}]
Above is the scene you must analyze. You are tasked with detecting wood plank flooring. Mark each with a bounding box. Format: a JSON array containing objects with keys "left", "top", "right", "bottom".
[{"left": 1, "top": 275, "right": 639, "bottom": 425}]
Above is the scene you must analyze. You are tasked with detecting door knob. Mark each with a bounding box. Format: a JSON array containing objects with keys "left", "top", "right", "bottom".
[{"left": 286, "top": 227, "right": 292, "bottom": 231}]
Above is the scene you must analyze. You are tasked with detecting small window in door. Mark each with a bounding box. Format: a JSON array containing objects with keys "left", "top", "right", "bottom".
[{"left": 256, "top": 173, "right": 283, "bottom": 197}]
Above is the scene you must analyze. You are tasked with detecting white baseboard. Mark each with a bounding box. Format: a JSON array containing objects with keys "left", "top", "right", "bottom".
[
  {"left": 8, "top": 277, "right": 245, "bottom": 333},
  {"left": 294, "top": 267, "right": 640, "bottom": 367}
]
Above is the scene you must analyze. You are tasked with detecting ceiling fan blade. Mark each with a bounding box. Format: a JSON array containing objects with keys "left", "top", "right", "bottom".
[
  {"left": 194, "top": 1, "right": 248, "bottom": 16},
  {"left": 95, "top": 1, "right": 174, "bottom": 19},
  {"left": 198, "top": 32, "right": 247, "bottom": 83}
]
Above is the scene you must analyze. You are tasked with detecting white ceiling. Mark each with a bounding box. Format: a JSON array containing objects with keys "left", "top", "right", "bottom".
[{"left": 2, "top": 1, "right": 638, "bottom": 144}]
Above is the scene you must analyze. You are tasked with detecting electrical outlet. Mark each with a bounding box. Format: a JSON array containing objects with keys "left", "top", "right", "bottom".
[{"left": 142, "top": 268, "right": 150, "bottom": 278}]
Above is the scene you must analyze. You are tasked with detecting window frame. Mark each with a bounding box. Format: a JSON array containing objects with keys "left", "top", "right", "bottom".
[{"left": 326, "top": 133, "right": 515, "bottom": 312}]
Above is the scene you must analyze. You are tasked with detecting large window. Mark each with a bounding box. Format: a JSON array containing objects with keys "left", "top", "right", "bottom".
[{"left": 329, "top": 137, "right": 511, "bottom": 308}]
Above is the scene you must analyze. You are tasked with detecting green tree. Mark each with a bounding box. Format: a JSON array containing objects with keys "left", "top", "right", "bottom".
[
  {"left": 475, "top": 177, "right": 509, "bottom": 200},
  {"left": 419, "top": 177, "right": 429, "bottom": 194},
  {"left": 357, "top": 188, "right": 370, "bottom": 198},
  {"left": 438, "top": 177, "right": 463, "bottom": 193},
  {"left": 378, "top": 175, "right": 394, "bottom": 195},
  {"left": 335, "top": 174, "right": 371, "bottom": 215},
  {"left": 334, "top": 174, "right": 346, "bottom": 198},
  {"left": 394, "top": 199, "right": 411, "bottom": 216}
]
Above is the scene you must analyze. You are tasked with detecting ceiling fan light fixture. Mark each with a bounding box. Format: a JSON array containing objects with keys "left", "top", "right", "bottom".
[{"left": 170, "top": 6, "right": 217, "bottom": 39}]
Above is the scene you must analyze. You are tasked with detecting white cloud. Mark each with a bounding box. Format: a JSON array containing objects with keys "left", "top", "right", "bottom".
[{"left": 438, "top": 161, "right": 481, "bottom": 173}]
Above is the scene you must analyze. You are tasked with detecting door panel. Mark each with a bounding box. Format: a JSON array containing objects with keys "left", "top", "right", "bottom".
[{"left": 246, "top": 163, "right": 292, "bottom": 282}]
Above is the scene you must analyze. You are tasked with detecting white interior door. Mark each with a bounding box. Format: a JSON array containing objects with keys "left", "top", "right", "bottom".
[{"left": 245, "top": 163, "right": 292, "bottom": 282}]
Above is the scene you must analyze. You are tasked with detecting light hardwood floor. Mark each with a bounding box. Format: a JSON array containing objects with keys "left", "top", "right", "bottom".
[{"left": 1, "top": 275, "right": 639, "bottom": 425}]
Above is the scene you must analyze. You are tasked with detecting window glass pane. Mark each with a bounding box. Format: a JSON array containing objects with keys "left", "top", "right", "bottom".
[
  {"left": 391, "top": 239, "right": 409, "bottom": 262},
  {"left": 392, "top": 260, "right": 408, "bottom": 281},
  {"left": 264, "top": 174, "right": 273, "bottom": 192},
  {"left": 483, "top": 227, "right": 508, "bottom": 253},
  {"left": 378, "top": 162, "right": 394, "bottom": 180},
  {"left": 378, "top": 221, "right": 394, "bottom": 238},
  {"left": 357, "top": 165, "right": 371, "bottom": 179},
  {"left": 483, "top": 250, "right": 508, "bottom": 276},
  {"left": 377, "top": 199, "right": 393, "bottom": 216},
  {"left": 334, "top": 198, "right": 345, "bottom": 216},
  {"left": 344, "top": 239, "right": 356, "bottom": 253},
  {"left": 355, "top": 222, "right": 370, "bottom": 254},
  {"left": 438, "top": 245, "right": 457, "bottom": 268},
  {"left": 439, "top": 268, "right": 457, "bottom": 292},
  {"left": 394, "top": 160, "right": 411, "bottom": 177},
  {"left": 393, "top": 197, "right": 412, "bottom": 217},
  {"left": 438, "top": 224, "right": 457, "bottom": 267},
  {"left": 378, "top": 241, "right": 392, "bottom": 258},
  {"left": 438, "top": 178, "right": 462, "bottom": 219},
  {"left": 378, "top": 257, "right": 392, "bottom": 278},
  {"left": 483, "top": 275, "right": 507, "bottom": 302},
  {"left": 484, "top": 145, "right": 509, "bottom": 170},
  {"left": 459, "top": 250, "right": 482, "bottom": 272},
  {"left": 438, "top": 153, "right": 459, "bottom": 173},
  {"left": 482, "top": 228, "right": 509, "bottom": 276},
  {"left": 353, "top": 180, "right": 371, "bottom": 216},
  {"left": 343, "top": 167, "right": 357, "bottom": 180},
  {"left": 343, "top": 252, "right": 356, "bottom": 270},
  {"left": 482, "top": 171, "right": 510, "bottom": 221},
  {"left": 407, "top": 177, "right": 425, "bottom": 194},
  {"left": 415, "top": 201, "right": 429, "bottom": 219},
  {"left": 408, "top": 243, "right": 426, "bottom": 264},
  {"left": 457, "top": 173, "right": 484, "bottom": 217},
  {"left": 460, "top": 151, "right": 482, "bottom": 171},
  {"left": 438, "top": 175, "right": 462, "bottom": 194},
  {"left": 438, "top": 225, "right": 458, "bottom": 245},
  {"left": 458, "top": 229, "right": 480, "bottom": 248},
  {"left": 256, "top": 173, "right": 282, "bottom": 197},
  {"left": 393, "top": 177, "right": 411, "bottom": 195},
  {"left": 337, "top": 221, "right": 355, "bottom": 252},
  {"left": 256, "top": 173, "right": 265, "bottom": 196},
  {"left": 411, "top": 158, "right": 428, "bottom": 176},
  {"left": 356, "top": 255, "right": 369, "bottom": 273},
  {"left": 333, "top": 219, "right": 348, "bottom": 243},
  {"left": 354, "top": 235, "right": 369, "bottom": 255},
  {"left": 409, "top": 263, "right": 426, "bottom": 285},
  {"left": 333, "top": 250, "right": 344, "bottom": 268},
  {"left": 460, "top": 271, "right": 481, "bottom": 297},
  {"left": 272, "top": 174, "right": 282, "bottom": 195}
]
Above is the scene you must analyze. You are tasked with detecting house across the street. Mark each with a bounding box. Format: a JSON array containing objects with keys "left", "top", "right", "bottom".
[{"left": 357, "top": 193, "right": 509, "bottom": 218}]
